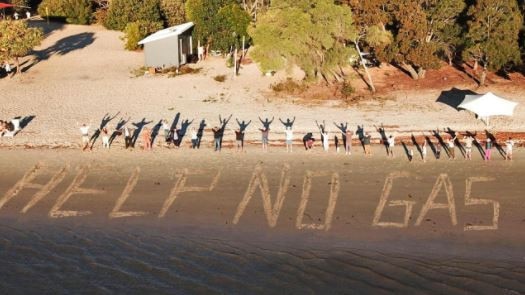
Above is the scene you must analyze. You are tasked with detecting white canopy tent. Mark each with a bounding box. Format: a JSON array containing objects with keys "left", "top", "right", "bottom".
[{"left": 458, "top": 92, "right": 518, "bottom": 126}]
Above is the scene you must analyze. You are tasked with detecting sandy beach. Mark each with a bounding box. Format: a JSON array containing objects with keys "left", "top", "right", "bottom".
[
  {"left": 0, "top": 148, "right": 525, "bottom": 292},
  {"left": 0, "top": 21, "right": 525, "bottom": 293}
]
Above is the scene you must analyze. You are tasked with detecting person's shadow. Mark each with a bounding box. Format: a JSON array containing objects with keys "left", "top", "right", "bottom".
[
  {"left": 131, "top": 118, "right": 152, "bottom": 147},
  {"left": 375, "top": 124, "right": 389, "bottom": 154},
  {"left": 109, "top": 117, "right": 130, "bottom": 146},
  {"left": 197, "top": 119, "right": 206, "bottom": 148},
  {"left": 401, "top": 141, "right": 413, "bottom": 162},
  {"left": 150, "top": 120, "right": 163, "bottom": 146},
  {"left": 219, "top": 114, "right": 232, "bottom": 146},
  {"left": 445, "top": 127, "right": 466, "bottom": 158},
  {"left": 279, "top": 117, "right": 295, "bottom": 129},
  {"left": 411, "top": 134, "right": 423, "bottom": 159},
  {"left": 259, "top": 116, "right": 274, "bottom": 129},
  {"left": 424, "top": 136, "right": 438, "bottom": 159},
  {"left": 431, "top": 129, "right": 450, "bottom": 158},
  {"left": 334, "top": 122, "right": 348, "bottom": 147},
  {"left": 237, "top": 119, "right": 251, "bottom": 132},
  {"left": 356, "top": 125, "right": 365, "bottom": 151},
  {"left": 178, "top": 119, "right": 194, "bottom": 146},
  {"left": 170, "top": 112, "right": 181, "bottom": 131},
  {"left": 90, "top": 112, "right": 119, "bottom": 149}
]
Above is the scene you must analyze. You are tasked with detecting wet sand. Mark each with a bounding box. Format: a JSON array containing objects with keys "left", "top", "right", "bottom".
[{"left": 0, "top": 147, "right": 524, "bottom": 293}]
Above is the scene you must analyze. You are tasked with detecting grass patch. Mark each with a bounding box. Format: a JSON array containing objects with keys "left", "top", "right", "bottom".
[
  {"left": 131, "top": 66, "right": 148, "bottom": 77},
  {"left": 214, "top": 74, "right": 227, "bottom": 82}
]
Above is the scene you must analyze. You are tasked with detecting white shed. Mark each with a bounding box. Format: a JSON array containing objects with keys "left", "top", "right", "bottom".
[{"left": 138, "top": 22, "right": 194, "bottom": 68}]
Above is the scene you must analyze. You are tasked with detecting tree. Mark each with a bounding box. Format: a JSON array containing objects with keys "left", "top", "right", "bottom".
[
  {"left": 104, "top": 0, "right": 162, "bottom": 31},
  {"left": 37, "top": 0, "right": 93, "bottom": 25},
  {"left": 185, "top": 0, "right": 250, "bottom": 52},
  {"left": 250, "top": 0, "right": 358, "bottom": 83},
  {"left": 9, "top": 0, "right": 29, "bottom": 12},
  {"left": 345, "top": 0, "right": 394, "bottom": 92},
  {"left": 464, "top": 0, "right": 523, "bottom": 85},
  {"left": 0, "top": 20, "right": 43, "bottom": 74},
  {"left": 240, "top": 0, "right": 271, "bottom": 21},
  {"left": 160, "top": 0, "right": 185, "bottom": 27},
  {"left": 383, "top": 0, "right": 465, "bottom": 80}
]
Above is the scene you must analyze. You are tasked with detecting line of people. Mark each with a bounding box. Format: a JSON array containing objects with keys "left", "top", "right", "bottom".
[{"left": 78, "top": 114, "right": 517, "bottom": 161}]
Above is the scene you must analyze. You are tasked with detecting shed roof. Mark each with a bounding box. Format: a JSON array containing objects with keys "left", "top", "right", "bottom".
[{"left": 138, "top": 22, "right": 194, "bottom": 45}]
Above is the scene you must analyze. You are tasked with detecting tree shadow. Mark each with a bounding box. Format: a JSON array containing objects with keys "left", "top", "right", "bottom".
[
  {"left": 451, "top": 62, "right": 480, "bottom": 85},
  {"left": 22, "top": 32, "right": 96, "bottom": 73},
  {"left": 436, "top": 87, "right": 478, "bottom": 110},
  {"left": 28, "top": 20, "right": 66, "bottom": 37}
]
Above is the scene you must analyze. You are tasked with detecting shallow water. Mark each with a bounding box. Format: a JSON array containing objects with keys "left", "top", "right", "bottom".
[{"left": 1, "top": 221, "right": 524, "bottom": 294}]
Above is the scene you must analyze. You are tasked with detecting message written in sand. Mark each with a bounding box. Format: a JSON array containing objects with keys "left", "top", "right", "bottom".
[{"left": 0, "top": 162, "right": 500, "bottom": 232}]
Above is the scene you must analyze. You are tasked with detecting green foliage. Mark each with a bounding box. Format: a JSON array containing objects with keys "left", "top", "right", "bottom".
[
  {"left": 185, "top": 0, "right": 250, "bottom": 51},
  {"left": 250, "top": 0, "right": 358, "bottom": 82},
  {"left": 37, "top": 0, "right": 92, "bottom": 25},
  {"left": 0, "top": 20, "right": 43, "bottom": 73},
  {"left": 9, "top": 0, "right": 29, "bottom": 12},
  {"left": 160, "top": 0, "right": 185, "bottom": 27},
  {"left": 122, "top": 21, "right": 163, "bottom": 50},
  {"left": 214, "top": 4, "right": 251, "bottom": 52},
  {"left": 377, "top": 0, "right": 466, "bottom": 79},
  {"left": 464, "top": 0, "right": 522, "bottom": 73},
  {"left": 104, "top": 0, "right": 162, "bottom": 31}
]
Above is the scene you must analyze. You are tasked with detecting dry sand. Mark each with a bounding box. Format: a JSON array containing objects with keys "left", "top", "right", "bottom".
[{"left": 0, "top": 21, "right": 524, "bottom": 149}]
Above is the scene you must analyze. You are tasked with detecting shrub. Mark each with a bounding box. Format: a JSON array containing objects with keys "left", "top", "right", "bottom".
[
  {"left": 37, "top": 0, "right": 92, "bottom": 24},
  {"left": 213, "top": 74, "right": 226, "bottom": 82},
  {"left": 122, "top": 20, "right": 163, "bottom": 50},
  {"left": 104, "top": 0, "right": 162, "bottom": 31},
  {"left": 340, "top": 81, "right": 355, "bottom": 99},
  {"left": 271, "top": 78, "right": 307, "bottom": 94},
  {"left": 160, "top": 0, "right": 185, "bottom": 27}
]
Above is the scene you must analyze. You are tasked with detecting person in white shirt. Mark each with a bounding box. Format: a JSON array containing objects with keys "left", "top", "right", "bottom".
[
  {"left": 79, "top": 123, "right": 90, "bottom": 151},
  {"left": 26, "top": 11, "right": 31, "bottom": 19},
  {"left": 123, "top": 125, "right": 132, "bottom": 148},
  {"left": 464, "top": 135, "right": 474, "bottom": 160},
  {"left": 13, "top": 12, "right": 19, "bottom": 20},
  {"left": 505, "top": 137, "right": 515, "bottom": 160},
  {"left": 101, "top": 128, "right": 109, "bottom": 149},
  {"left": 321, "top": 130, "right": 329, "bottom": 151},
  {"left": 421, "top": 139, "right": 427, "bottom": 162},
  {"left": 285, "top": 127, "right": 293, "bottom": 153},
  {"left": 191, "top": 127, "right": 198, "bottom": 149}
]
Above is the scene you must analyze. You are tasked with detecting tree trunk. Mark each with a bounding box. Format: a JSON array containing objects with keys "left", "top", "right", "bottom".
[
  {"left": 479, "top": 66, "right": 487, "bottom": 86},
  {"left": 354, "top": 42, "right": 376, "bottom": 92},
  {"left": 15, "top": 57, "right": 20, "bottom": 74},
  {"left": 401, "top": 63, "right": 419, "bottom": 80},
  {"left": 417, "top": 68, "right": 426, "bottom": 79}
]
